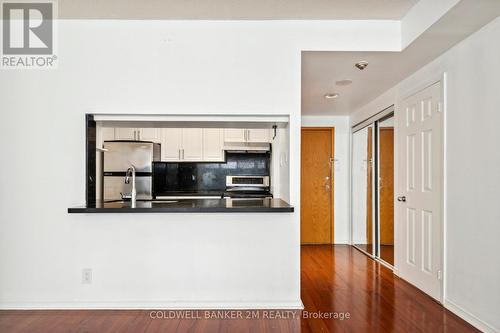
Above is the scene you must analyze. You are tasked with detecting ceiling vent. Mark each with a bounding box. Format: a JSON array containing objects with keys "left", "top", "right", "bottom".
[{"left": 336, "top": 79, "right": 353, "bottom": 86}]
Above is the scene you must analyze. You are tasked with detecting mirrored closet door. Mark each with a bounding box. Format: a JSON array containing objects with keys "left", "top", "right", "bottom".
[
  {"left": 352, "top": 124, "right": 374, "bottom": 255},
  {"left": 352, "top": 110, "right": 395, "bottom": 266}
]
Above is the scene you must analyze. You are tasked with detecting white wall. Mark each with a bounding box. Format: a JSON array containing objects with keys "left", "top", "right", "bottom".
[
  {"left": 0, "top": 20, "right": 399, "bottom": 308},
  {"left": 301, "top": 116, "right": 350, "bottom": 244},
  {"left": 401, "top": 0, "right": 460, "bottom": 48},
  {"left": 351, "top": 17, "right": 500, "bottom": 332}
]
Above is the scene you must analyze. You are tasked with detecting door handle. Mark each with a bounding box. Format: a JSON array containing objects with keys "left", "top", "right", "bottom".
[
  {"left": 397, "top": 196, "right": 406, "bottom": 202},
  {"left": 324, "top": 176, "right": 331, "bottom": 191}
]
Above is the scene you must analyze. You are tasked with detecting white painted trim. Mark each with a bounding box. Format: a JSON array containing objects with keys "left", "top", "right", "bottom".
[
  {"left": 444, "top": 299, "right": 499, "bottom": 333},
  {"left": 400, "top": 72, "right": 447, "bottom": 103},
  {"left": 375, "top": 257, "right": 394, "bottom": 271},
  {"left": 334, "top": 239, "right": 350, "bottom": 245},
  {"left": 441, "top": 72, "right": 448, "bottom": 305},
  {"left": 352, "top": 105, "right": 394, "bottom": 132},
  {"left": 347, "top": 124, "right": 353, "bottom": 245},
  {"left": 93, "top": 113, "right": 290, "bottom": 123},
  {"left": 0, "top": 300, "right": 304, "bottom": 310},
  {"left": 393, "top": 99, "right": 400, "bottom": 272}
]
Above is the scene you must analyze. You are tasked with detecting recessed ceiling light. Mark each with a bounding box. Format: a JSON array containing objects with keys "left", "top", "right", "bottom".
[
  {"left": 324, "top": 93, "right": 339, "bottom": 99},
  {"left": 336, "top": 79, "right": 353, "bottom": 86},
  {"left": 355, "top": 61, "right": 369, "bottom": 70}
]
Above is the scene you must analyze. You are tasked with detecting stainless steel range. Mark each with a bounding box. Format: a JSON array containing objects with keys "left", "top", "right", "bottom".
[{"left": 224, "top": 175, "right": 272, "bottom": 199}]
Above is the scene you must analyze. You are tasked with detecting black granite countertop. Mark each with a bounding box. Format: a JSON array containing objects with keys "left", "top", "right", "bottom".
[
  {"left": 154, "top": 191, "right": 224, "bottom": 198},
  {"left": 68, "top": 198, "right": 294, "bottom": 213}
]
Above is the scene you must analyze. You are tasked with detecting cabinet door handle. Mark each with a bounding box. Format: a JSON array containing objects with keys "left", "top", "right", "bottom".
[
  {"left": 178, "top": 149, "right": 181, "bottom": 160},
  {"left": 182, "top": 149, "right": 185, "bottom": 160}
]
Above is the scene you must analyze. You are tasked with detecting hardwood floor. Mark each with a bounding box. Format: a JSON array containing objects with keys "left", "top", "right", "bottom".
[
  {"left": 0, "top": 246, "right": 478, "bottom": 333},
  {"left": 354, "top": 244, "right": 394, "bottom": 266}
]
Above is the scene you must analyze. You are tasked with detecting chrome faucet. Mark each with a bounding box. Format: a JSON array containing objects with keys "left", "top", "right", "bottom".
[{"left": 124, "top": 165, "right": 137, "bottom": 208}]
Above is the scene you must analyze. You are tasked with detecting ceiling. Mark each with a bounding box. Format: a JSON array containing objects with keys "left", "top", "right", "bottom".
[
  {"left": 302, "top": 0, "right": 500, "bottom": 115},
  {"left": 58, "top": 0, "right": 418, "bottom": 20},
  {"left": 302, "top": 51, "right": 403, "bottom": 116}
]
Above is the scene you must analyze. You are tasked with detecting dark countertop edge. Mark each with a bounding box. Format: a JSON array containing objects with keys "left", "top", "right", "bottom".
[
  {"left": 154, "top": 191, "right": 224, "bottom": 195},
  {"left": 67, "top": 207, "right": 294, "bottom": 213}
]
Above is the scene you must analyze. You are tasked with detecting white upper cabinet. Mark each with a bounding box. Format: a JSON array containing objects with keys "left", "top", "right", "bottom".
[
  {"left": 203, "top": 129, "right": 224, "bottom": 161},
  {"left": 224, "top": 129, "right": 270, "bottom": 143},
  {"left": 161, "top": 128, "right": 183, "bottom": 161},
  {"left": 247, "top": 129, "right": 270, "bottom": 143},
  {"left": 160, "top": 128, "right": 205, "bottom": 162},
  {"left": 137, "top": 128, "right": 161, "bottom": 143},
  {"left": 101, "top": 128, "right": 115, "bottom": 142},
  {"left": 114, "top": 128, "right": 161, "bottom": 142},
  {"left": 109, "top": 127, "right": 253, "bottom": 162},
  {"left": 181, "top": 128, "right": 203, "bottom": 161},
  {"left": 114, "top": 128, "right": 137, "bottom": 140},
  {"left": 223, "top": 129, "right": 246, "bottom": 143}
]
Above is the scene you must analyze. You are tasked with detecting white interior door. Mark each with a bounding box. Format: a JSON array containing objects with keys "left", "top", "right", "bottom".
[{"left": 398, "top": 81, "right": 443, "bottom": 301}]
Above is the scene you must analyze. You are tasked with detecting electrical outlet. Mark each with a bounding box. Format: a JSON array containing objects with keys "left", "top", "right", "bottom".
[{"left": 82, "top": 268, "right": 92, "bottom": 284}]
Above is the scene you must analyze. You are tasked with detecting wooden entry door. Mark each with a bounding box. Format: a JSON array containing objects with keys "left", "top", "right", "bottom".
[
  {"left": 301, "top": 128, "right": 334, "bottom": 244},
  {"left": 379, "top": 128, "right": 394, "bottom": 246}
]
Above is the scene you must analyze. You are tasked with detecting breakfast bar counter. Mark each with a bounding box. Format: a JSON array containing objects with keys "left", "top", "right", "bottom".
[{"left": 68, "top": 198, "right": 294, "bottom": 213}]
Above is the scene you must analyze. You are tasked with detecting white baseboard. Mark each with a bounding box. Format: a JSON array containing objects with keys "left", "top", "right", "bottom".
[
  {"left": 351, "top": 239, "right": 369, "bottom": 244},
  {"left": 444, "top": 299, "right": 499, "bottom": 333},
  {"left": 0, "top": 300, "right": 305, "bottom": 310},
  {"left": 334, "top": 239, "right": 350, "bottom": 244}
]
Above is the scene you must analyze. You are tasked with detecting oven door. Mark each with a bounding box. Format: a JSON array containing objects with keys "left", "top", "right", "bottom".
[{"left": 226, "top": 176, "right": 270, "bottom": 187}]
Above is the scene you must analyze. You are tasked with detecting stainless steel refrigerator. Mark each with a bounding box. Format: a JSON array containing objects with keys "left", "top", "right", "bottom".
[{"left": 103, "top": 141, "right": 160, "bottom": 201}]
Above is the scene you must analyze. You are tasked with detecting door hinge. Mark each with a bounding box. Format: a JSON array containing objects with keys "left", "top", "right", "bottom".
[
  {"left": 437, "top": 270, "right": 442, "bottom": 280},
  {"left": 437, "top": 102, "right": 443, "bottom": 113}
]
